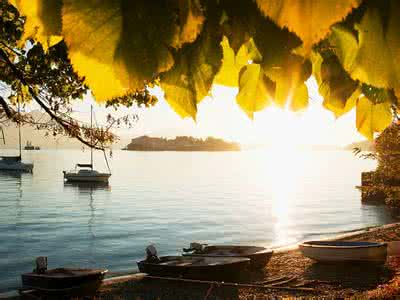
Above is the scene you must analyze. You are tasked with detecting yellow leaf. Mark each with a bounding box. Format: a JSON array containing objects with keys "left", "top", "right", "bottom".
[
  {"left": 61, "top": 1, "right": 205, "bottom": 100},
  {"left": 255, "top": 0, "right": 360, "bottom": 53},
  {"left": 289, "top": 83, "right": 308, "bottom": 112},
  {"left": 69, "top": 52, "right": 126, "bottom": 102},
  {"left": 356, "top": 96, "right": 393, "bottom": 140},
  {"left": 215, "top": 37, "right": 262, "bottom": 87},
  {"left": 236, "top": 64, "right": 274, "bottom": 114},
  {"left": 14, "top": 0, "right": 62, "bottom": 48},
  {"left": 62, "top": 0, "right": 124, "bottom": 100}
]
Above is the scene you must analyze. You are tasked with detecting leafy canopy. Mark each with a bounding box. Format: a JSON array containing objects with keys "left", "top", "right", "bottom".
[{"left": 8, "top": 0, "right": 400, "bottom": 139}]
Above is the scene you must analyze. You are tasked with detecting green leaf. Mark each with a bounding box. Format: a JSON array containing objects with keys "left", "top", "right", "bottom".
[
  {"left": 255, "top": 0, "right": 360, "bottom": 53},
  {"left": 329, "top": 1, "right": 400, "bottom": 98},
  {"left": 219, "top": 0, "right": 259, "bottom": 53},
  {"left": 312, "top": 51, "right": 359, "bottom": 117},
  {"left": 160, "top": 15, "right": 223, "bottom": 119},
  {"left": 356, "top": 96, "right": 393, "bottom": 140},
  {"left": 236, "top": 63, "right": 275, "bottom": 115}
]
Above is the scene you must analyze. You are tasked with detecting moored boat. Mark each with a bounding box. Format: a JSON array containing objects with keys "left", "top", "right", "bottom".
[
  {"left": 63, "top": 106, "right": 111, "bottom": 183},
  {"left": 183, "top": 244, "right": 273, "bottom": 270},
  {"left": 299, "top": 241, "right": 387, "bottom": 264},
  {"left": 0, "top": 156, "right": 33, "bottom": 172},
  {"left": 63, "top": 165, "right": 111, "bottom": 183}
]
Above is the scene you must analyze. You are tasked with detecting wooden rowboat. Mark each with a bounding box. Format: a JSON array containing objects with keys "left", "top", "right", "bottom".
[
  {"left": 21, "top": 268, "right": 108, "bottom": 294},
  {"left": 183, "top": 245, "right": 273, "bottom": 270},
  {"left": 137, "top": 256, "right": 250, "bottom": 280},
  {"left": 299, "top": 241, "right": 387, "bottom": 264}
]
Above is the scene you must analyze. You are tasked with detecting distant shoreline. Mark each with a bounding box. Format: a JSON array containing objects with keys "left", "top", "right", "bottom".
[
  {"left": 122, "top": 148, "right": 240, "bottom": 152},
  {"left": 124, "top": 136, "right": 241, "bottom": 152}
]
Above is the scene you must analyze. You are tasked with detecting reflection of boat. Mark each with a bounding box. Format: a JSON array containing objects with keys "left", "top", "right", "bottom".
[
  {"left": 183, "top": 244, "right": 273, "bottom": 270},
  {"left": 137, "top": 256, "right": 250, "bottom": 280},
  {"left": 299, "top": 241, "right": 387, "bottom": 264},
  {"left": 24, "top": 141, "right": 40, "bottom": 150},
  {"left": 63, "top": 106, "right": 111, "bottom": 183},
  {"left": 0, "top": 169, "right": 23, "bottom": 179},
  {"left": 64, "top": 181, "right": 110, "bottom": 190}
]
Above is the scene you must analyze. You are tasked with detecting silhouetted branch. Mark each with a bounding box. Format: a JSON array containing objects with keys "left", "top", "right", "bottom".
[{"left": 0, "top": 47, "right": 106, "bottom": 150}]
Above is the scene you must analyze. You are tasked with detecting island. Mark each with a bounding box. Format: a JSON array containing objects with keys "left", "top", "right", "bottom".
[{"left": 124, "top": 136, "right": 240, "bottom": 151}]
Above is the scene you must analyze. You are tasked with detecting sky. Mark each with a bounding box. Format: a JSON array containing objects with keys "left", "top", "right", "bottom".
[{"left": 24, "top": 76, "right": 365, "bottom": 148}]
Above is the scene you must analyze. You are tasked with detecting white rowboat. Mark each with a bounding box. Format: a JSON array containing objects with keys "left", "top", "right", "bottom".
[{"left": 299, "top": 241, "right": 387, "bottom": 264}]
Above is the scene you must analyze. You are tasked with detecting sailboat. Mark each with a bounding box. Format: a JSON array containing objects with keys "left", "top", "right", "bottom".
[
  {"left": 0, "top": 112, "right": 34, "bottom": 173},
  {"left": 63, "top": 106, "right": 111, "bottom": 183}
]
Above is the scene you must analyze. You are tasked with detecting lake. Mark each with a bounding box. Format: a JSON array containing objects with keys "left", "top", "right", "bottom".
[{"left": 0, "top": 149, "right": 399, "bottom": 292}]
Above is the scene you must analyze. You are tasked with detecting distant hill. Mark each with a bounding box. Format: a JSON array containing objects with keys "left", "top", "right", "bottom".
[
  {"left": 0, "top": 110, "right": 129, "bottom": 150},
  {"left": 124, "top": 135, "right": 240, "bottom": 151},
  {"left": 344, "top": 140, "right": 375, "bottom": 151}
]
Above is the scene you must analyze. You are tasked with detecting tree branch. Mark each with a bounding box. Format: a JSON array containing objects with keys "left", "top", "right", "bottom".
[
  {"left": 0, "top": 95, "right": 14, "bottom": 119},
  {"left": 0, "top": 47, "right": 105, "bottom": 150}
]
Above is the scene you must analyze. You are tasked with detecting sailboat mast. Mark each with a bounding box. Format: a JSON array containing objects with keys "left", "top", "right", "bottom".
[
  {"left": 18, "top": 101, "right": 21, "bottom": 158},
  {"left": 90, "top": 105, "right": 93, "bottom": 170}
]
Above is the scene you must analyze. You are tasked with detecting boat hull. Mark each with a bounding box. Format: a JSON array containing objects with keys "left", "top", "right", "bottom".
[
  {"left": 0, "top": 162, "right": 33, "bottom": 172},
  {"left": 137, "top": 256, "right": 250, "bottom": 280},
  {"left": 299, "top": 241, "right": 387, "bottom": 264},
  {"left": 21, "top": 268, "right": 107, "bottom": 294},
  {"left": 64, "top": 173, "right": 111, "bottom": 183},
  {"left": 184, "top": 246, "right": 273, "bottom": 270}
]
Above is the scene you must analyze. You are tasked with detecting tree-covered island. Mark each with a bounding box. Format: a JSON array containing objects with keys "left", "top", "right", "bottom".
[{"left": 124, "top": 136, "right": 240, "bottom": 151}]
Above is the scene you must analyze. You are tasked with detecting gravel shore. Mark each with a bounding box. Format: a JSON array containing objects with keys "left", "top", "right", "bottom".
[{"left": 97, "top": 223, "right": 400, "bottom": 299}]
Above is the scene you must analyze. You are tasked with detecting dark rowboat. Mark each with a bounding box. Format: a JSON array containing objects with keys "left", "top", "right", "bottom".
[
  {"left": 137, "top": 256, "right": 250, "bottom": 280},
  {"left": 183, "top": 245, "right": 273, "bottom": 270},
  {"left": 21, "top": 268, "right": 108, "bottom": 294},
  {"left": 299, "top": 241, "right": 387, "bottom": 264}
]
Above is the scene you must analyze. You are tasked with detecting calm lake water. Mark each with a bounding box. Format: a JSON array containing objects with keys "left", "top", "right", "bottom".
[{"left": 0, "top": 149, "right": 399, "bottom": 291}]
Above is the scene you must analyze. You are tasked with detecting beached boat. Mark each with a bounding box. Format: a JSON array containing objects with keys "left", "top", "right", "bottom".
[
  {"left": 137, "top": 256, "right": 250, "bottom": 280},
  {"left": 183, "top": 244, "right": 273, "bottom": 270},
  {"left": 21, "top": 268, "right": 107, "bottom": 293},
  {"left": 299, "top": 241, "right": 387, "bottom": 263},
  {"left": 63, "top": 106, "right": 111, "bottom": 183},
  {"left": 21, "top": 257, "right": 107, "bottom": 294}
]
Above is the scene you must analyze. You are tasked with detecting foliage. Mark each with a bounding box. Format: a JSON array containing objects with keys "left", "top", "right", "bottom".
[
  {"left": 358, "top": 123, "right": 400, "bottom": 206},
  {"left": 0, "top": 1, "right": 156, "bottom": 149},
  {"left": 4, "top": 0, "right": 400, "bottom": 139}
]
